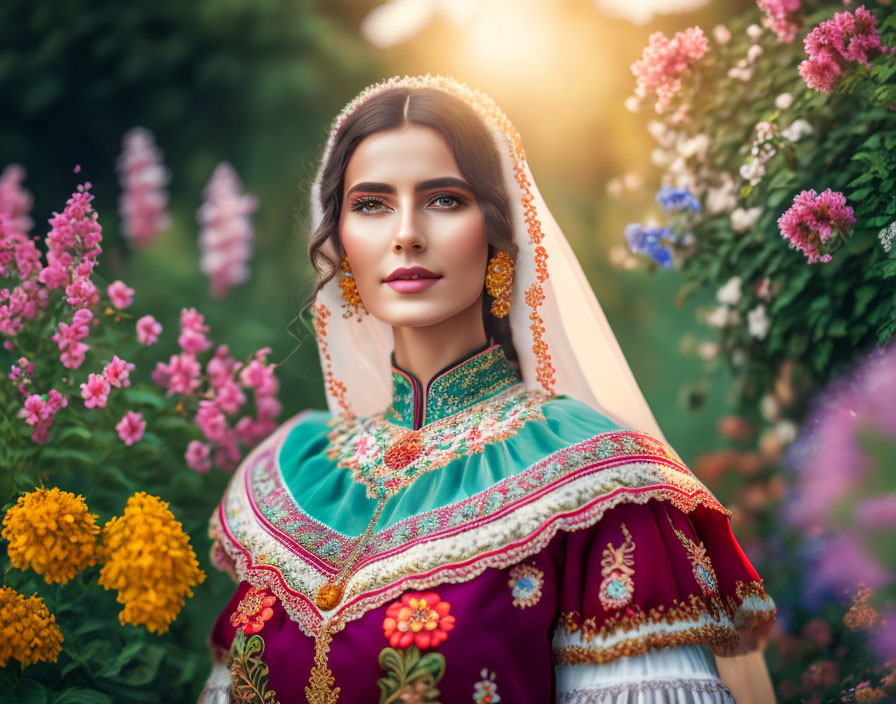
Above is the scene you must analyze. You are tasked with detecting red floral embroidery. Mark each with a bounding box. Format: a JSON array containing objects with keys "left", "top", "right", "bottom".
[
  {"left": 382, "top": 591, "right": 455, "bottom": 649},
  {"left": 383, "top": 431, "right": 424, "bottom": 470},
  {"left": 230, "top": 586, "right": 277, "bottom": 634}
]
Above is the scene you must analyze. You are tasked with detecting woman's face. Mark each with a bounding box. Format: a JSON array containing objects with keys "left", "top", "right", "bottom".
[{"left": 339, "top": 125, "right": 489, "bottom": 329}]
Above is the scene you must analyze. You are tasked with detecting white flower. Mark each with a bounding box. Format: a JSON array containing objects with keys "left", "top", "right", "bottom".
[
  {"left": 647, "top": 120, "right": 676, "bottom": 148},
  {"left": 747, "top": 304, "right": 770, "bottom": 339},
  {"left": 651, "top": 148, "right": 675, "bottom": 167},
  {"left": 706, "top": 174, "right": 739, "bottom": 214},
  {"left": 739, "top": 159, "right": 766, "bottom": 186},
  {"left": 775, "top": 92, "right": 794, "bottom": 110},
  {"left": 713, "top": 24, "right": 732, "bottom": 45},
  {"left": 727, "top": 65, "right": 754, "bottom": 81},
  {"left": 774, "top": 419, "right": 798, "bottom": 445},
  {"left": 877, "top": 221, "right": 896, "bottom": 252},
  {"left": 731, "top": 349, "right": 749, "bottom": 367},
  {"left": 760, "top": 393, "right": 780, "bottom": 422},
  {"left": 697, "top": 341, "right": 720, "bottom": 361},
  {"left": 747, "top": 44, "right": 764, "bottom": 63},
  {"left": 625, "top": 95, "right": 641, "bottom": 113},
  {"left": 677, "top": 133, "right": 711, "bottom": 159},
  {"left": 716, "top": 276, "right": 743, "bottom": 305},
  {"left": 781, "top": 119, "right": 814, "bottom": 142},
  {"left": 706, "top": 305, "right": 733, "bottom": 328},
  {"left": 746, "top": 24, "right": 763, "bottom": 42},
  {"left": 731, "top": 206, "right": 763, "bottom": 233}
]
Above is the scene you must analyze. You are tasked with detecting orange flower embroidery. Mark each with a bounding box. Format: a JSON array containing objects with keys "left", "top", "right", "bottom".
[
  {"left": 383, "top": 431, "right": 424, "bottom": 470},
  {"left": 383, "top": 592, "right": 455, "bottom": 650},
  {"left": 230, "top": 586, "right": 277, "bottom": 634}
]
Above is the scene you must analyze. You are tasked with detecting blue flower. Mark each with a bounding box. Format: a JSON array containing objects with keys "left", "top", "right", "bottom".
[
  {"left": 624, "top": 224, "right": 674, "bottom": 268},
  {"left": 657, "top": 186, "right": 701, "bottom": 213}
]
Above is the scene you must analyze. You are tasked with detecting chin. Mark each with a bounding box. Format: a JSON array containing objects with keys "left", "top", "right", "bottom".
[{"left": 366, "top": 293, "right": 480, "bottom": 329}]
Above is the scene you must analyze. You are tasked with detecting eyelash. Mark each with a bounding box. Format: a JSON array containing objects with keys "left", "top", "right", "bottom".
[{"left": 348, "top": 192, "right": 468, "bottom": 213}]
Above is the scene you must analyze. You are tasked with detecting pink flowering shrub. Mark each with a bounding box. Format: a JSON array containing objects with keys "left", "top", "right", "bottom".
[
  {"left": 197, "top": 163, "right": 259, "bottom": 299},
  {"left": 756, "top": 0, "right": 803, "bottom": 43},
  {"left": 777, "top": 188, "right": 856, "bottom": 264},
  {"left": 630, "top": 27, "right": 709, "bottom": 113},
  {"left": 0, "top": 172, "right": 281, "bottom": 477},
  {"left": 152, "top": 306, "right": 281, "bottom": 471},
  {"left": 799, "top": 6, "right": 892, "bottom": 94},
  {"left": 116, "top": 127, "right": 171, "bottom": 248}
]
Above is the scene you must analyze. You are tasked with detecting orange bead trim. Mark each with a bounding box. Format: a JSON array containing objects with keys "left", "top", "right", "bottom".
[{"left": 312, "top": 302, "right": 351, "bottom": 418}]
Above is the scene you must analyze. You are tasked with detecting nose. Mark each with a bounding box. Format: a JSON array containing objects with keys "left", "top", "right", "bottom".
[{"left": 391, "top": 203, "right": 426, "bottom": 254}]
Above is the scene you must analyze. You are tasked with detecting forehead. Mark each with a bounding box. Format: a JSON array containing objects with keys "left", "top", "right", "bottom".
[{"left": 343, "top": 125, "right": 462, "bottom": 186}]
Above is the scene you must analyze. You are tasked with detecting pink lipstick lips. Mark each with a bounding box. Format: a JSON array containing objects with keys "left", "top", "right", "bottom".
[{"left": 384, "top": 266, "right": 442, "bottom": 293}]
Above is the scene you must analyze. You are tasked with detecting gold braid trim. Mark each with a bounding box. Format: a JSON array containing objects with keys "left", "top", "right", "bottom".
[
  {"left": 554, "top": 623, "right": 738, "bottom": 665},
  {"left": 305, "top": 623, "right": 340, "bottom": 704}
]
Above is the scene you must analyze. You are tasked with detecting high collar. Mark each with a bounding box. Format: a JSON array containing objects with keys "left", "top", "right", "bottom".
[{"left": 385, "top": 344, "right": 522, "bottom": 430}]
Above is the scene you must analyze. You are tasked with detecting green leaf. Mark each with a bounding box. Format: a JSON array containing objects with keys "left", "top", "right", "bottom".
[
  {"left": 54, "top": 690, "right": 113, "bottom": 704},
  {"left": 10, "top": 679, "right": 47, "bottom": 704},
  {"left": 119, "top": 388, "right": 168, "bottom": 409}
]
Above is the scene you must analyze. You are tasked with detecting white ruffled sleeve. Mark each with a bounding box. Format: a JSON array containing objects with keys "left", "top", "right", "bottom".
[{"left": 555, "top": 645, "right": 735, "bottom": 704}]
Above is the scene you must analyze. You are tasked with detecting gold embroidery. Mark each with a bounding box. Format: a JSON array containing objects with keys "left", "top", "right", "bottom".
[
  {"left": 507, "top": 562, "right": 544, "bottom": 608},
  {"left": 305, "top": 624, "right": 340, "bottom": 704},
  {"left": 666, "top": 509, "right": 719, "bottom": 596},
  {"left": 598, "top": 523, "right": 636, "bottom": 611}
]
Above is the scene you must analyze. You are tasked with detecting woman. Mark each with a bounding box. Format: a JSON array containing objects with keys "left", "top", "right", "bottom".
[{"left": 199, "top": 75, "right": 776, "bottom": 704}]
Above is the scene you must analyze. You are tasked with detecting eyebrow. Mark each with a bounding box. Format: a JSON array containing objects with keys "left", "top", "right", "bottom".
[{"left": 345, "top": 177, "right": 472, "bottom": 199}]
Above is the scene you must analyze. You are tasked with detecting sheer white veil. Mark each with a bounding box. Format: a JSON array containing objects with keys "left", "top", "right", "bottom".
[{"left": 307, "top": 75, "right": 774, "bottom": 702}]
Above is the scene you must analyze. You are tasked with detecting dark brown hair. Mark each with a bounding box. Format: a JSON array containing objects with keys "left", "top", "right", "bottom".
[{"left": 307, "top": 87, "right": 519, "bottom": 360}]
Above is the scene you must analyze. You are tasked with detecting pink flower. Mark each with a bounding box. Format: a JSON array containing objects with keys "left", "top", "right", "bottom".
[
  {"left": 116, "top": 127, "right": 171, "bottom": 248},
  {"left": 0, "top": 165, "right": 34, "bottom": 238},
  {"left": 631, "top": 26, "right": 709, "bottom": 113},
  {"left": 799, "top": 6, "right": 892, "bottom": 93},
  {"left": 214, "top": 431, "right": 242, "bottom": 472},
  {"left": 104, "top": 355, "right": 135, "bottom": 389},
  {"left": 107, "top": 280, "right": 135, "bottom": 309},
  {"left": 51, "top": 309, "right": 93, "bottom": 370},
  {"left": 136, "top": 314, "right": 162, "bottom": 345},
  {"left": 17, "top": 389, "right": 67, "bottom": 443},
  {"left": 152, "top": 352, "right": 201, "bottom": 395},
  {"left": 196, "top": 400, "right": 227, "bottom": 441},
  {"left": 185, "top": 440, "right": 212, "bottom": 473},
  {"left": 207, "top": 345, "right": 240, "bottom": 389},
  {"left": 80, "top": 373, "right": 111, "bottom": 409},
  {"left": 756, "top": 0, "right": 803, "bottom": 43},
  {"left": 39, "top": 183, "right": 103, "bottom": 295},
  {"left": 777, "top": 188, "right": 856, "bottom": 263},
  {"left": 178, "top": 307, "right": 211, "bottom": 354},
  {"left": 115, "top": 411, "right": 146, "bottom": 446},
  {"left": 214, "top": 379, "right": 246, "bottom": 415},
  {"left": 197, "top": 163, "right": 259, "bottom": 298}
]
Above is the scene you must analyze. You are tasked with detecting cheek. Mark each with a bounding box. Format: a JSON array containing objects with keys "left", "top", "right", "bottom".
[
  {"left": 339, "top": 219, "right": 384, "bottom": 291},
  {"left": 441, "top": 213, "right": 490, "bottom": 285}
]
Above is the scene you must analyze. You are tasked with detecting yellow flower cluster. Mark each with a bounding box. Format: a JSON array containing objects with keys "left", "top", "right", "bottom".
[
  {"left": 0, "top": 586, "right": 63, "bottom": 667},
  {"left": 99, "top": 492, "right": 205, "bottom": 634},
  {"left": 2, "top": 487, "right": 100, "bottom": 584}
]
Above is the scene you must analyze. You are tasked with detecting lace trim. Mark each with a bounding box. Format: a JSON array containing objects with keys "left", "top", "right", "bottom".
[{"left": 558, "top": 678, "right": 734, "bottom": 703}]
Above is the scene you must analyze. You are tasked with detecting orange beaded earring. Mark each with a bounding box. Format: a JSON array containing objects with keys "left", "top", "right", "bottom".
[
  {"left": 485, "top": 251, "right": 514, "bottom": 319},
  {"left": 339, "top": 256, "right": 367, "bottom": 320}
]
